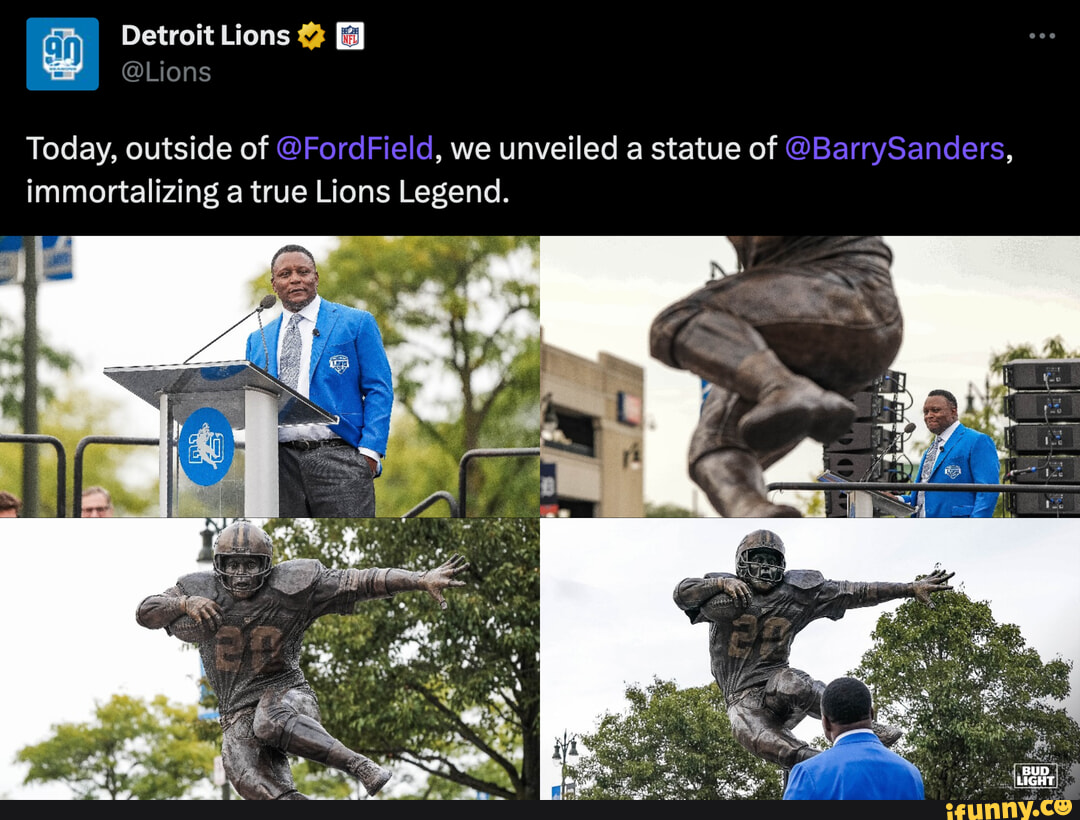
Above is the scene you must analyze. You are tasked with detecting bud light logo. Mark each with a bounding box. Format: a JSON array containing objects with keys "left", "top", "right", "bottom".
[
  {"left": 180, "top": 407, "right": 235, "bottom": 486},
  {"left": 1013, "top": 764, "right": 1058, "bottom": 788}
]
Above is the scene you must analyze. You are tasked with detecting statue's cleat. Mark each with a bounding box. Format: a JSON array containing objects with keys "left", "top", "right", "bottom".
[
  {"left": 353, "top": 758, "right": 392, "bottom": 796},
  {"left": 872, "top": 721, "right": 903, "bottom": 748},
  {"left": 738, "top": 377, "right": 857, "bottom": 453}
]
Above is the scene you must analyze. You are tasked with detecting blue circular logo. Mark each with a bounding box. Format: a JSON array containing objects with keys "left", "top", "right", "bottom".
[{"left": 179, "top": 407, "right": 235, "bottom": 486}]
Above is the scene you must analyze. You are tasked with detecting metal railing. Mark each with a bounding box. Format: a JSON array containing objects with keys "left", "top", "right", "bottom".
[
  {"left": 401, "top": 446, "right": 541, "bottom": 518},
  {"left": 72, "top": 435, "right": 158, "bottom": 517},
  {"left": 765, "top": 480, "right": 1080, "bottom": 516},
  {"left": 0, "top": 433, "right": 67, "bottom": 517}
]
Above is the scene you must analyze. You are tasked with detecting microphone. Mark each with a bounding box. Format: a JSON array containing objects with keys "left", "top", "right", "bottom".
[
  {"left": 184, "top": 295, "right": 277, "bottom": 364},
  {"left": 859, "top": 422, "right": 918, "bottom": 482}
]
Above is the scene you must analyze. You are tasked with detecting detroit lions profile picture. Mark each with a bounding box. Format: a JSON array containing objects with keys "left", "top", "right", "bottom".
[
  {"left": 26, "top": 18, "right": 99, "bottom": 90},
  {"left": 179, "top": 407, "right": 235, "bottom": 487}
]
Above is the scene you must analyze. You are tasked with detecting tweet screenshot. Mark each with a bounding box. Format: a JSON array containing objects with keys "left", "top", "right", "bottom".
[{"left": 4, "top": 10, "right": 1077, "bottom": 812}]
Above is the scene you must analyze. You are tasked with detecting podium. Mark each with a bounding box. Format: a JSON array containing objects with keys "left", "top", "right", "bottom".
[
  {"left": 105, "top": 360, "right": 337, "bottom": 517},
  {"left": 816, "top": 471, "right": 915, "bottom": 518}
]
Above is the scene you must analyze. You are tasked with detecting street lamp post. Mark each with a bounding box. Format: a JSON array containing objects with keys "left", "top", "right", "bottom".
[{"left": 552, "top": 730, "right": 579, "bottom": 800}]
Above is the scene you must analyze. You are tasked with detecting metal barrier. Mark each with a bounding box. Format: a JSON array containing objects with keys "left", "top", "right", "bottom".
[
  {"left": 458, "top": 447, "right": 540, "bottom": 518},
  {"left": 401, "top": 491, "right": 460, "bottom": 519},
  {"left": 72, "top": 435, "right": 158, "bottom": 517},
  {"left": 0, "top": 433, "right": 67, "bottom": 517},
  {"left": 400, "top": 447, "right": 541, "bottom": 518},
  {"left": 765, "top": 480, "right": 1080, "bottom": 516},
  {"left": 13, "top": 434, "right": 539, "bottom": 519}
]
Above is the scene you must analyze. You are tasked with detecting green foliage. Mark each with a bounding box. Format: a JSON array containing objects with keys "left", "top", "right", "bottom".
[
  {"left": 14, "top": 694, "right": 218, "bottom": 800},
  {"left": 0, "top": 308, "right": 156, "bottom": 517},
  {"left": 644, "top": 501, "right": 701, "bottom": 518},
  {"left": 854, "top": 587, "right": 1080, "bottom": 800},
  {"left": 0, "top": 308, "right": 77, "bottom": 425},
  {"left": 265, "top": 517, "right": 539, "bottom": 800},
  {"left": 248, "top": 237, "right": 540, "bottom": 516},
  {"left": 572, "top": 678, "right": 782, "bottom": 800}
]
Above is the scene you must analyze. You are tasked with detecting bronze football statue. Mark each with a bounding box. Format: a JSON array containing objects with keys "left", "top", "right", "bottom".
[
  {"left": 137, "top": 520, "right": 468, "bottom": 800},
  {"left": 650, "top": 236, "right": 903, "bottom": 517},
  {"left": 673, "top": 529, "right": 953, "bottom": 770}
]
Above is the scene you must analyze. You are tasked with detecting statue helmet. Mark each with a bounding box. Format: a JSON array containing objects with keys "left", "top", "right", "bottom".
[
  {"left": 735, "top": 529, "right": 786, "bottom": 585},
  {"left": 213, "top": 520, "right": 273, "bottom": 597}
]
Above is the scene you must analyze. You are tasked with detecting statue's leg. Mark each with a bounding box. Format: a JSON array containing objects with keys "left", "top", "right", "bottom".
[
  {"left": 728, "top": 686, "right": 818, "bottom": 770},
  {"left": 253, "top": 688, "right": 391, "bottom": 797},
  {"left": 221, "top": 710, "right": 306, "bottom": 800},
  {"left": 651, "top": 284, "right": 858, "bottom": 455},
  {"left": 764, "top": 667, "right": 826, "bottom": 726},
  {"left": 687, "top": 385, "right": 802, "bottom": 518},
  {"left": 691, "top": 447, "right": 802, "bottom": 518}
]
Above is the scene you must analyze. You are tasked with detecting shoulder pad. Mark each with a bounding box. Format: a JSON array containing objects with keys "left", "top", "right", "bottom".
[
  {"left": 704, "top": 572, "right": 735, "bottom": 579},
  {"left": 176, "top": 571, "right": 218, "bottom": 598},
  {"left": 268, "top": 559, "right": 325, "bottom": 595},
  {"left": 784, "top": 569, "right": 825, "bottom": 590}
]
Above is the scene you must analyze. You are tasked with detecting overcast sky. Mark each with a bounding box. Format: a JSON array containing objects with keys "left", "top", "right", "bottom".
[
  {"left": 539, "top": 236, "right": 1080, "bottom": 514},
  {"left": 0, "top": 519, "right": 229, "bottom": 799},
  {"left": 540, "top": 516, "right": 1080, "bottom": 800}
]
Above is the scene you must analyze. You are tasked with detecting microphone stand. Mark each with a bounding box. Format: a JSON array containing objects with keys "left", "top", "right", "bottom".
[{"left": 183, "top": 296, "right": 277, "bottom": 365}]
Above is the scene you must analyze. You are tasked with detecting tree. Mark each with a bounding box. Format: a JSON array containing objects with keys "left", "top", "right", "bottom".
[
  {"left": 0, "top": 308, "right": 76, "bottom": 426},
  {"left": 264, "top": 516, "right": 539, "bottom": 800},
  {"left": 644, "top": 501, "right": 702, "bottom": 518},
  {"left": 249, "top": 236, "right": 540, "bottom": 516},
  {"left": 1, "top": 308, "right": 157, "bottom": 517},
  {"left": 854, "top": 585, "right": 1080, "bottom": 800},
  {"left": 571, "top": 678, "right": 782, "bottom": 800},
  {"left": 14, "top": 694, "right": 219, "bottom": 800}
]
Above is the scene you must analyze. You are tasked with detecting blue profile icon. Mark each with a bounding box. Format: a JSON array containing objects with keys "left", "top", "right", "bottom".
[
  {"left": 180, "top": 407, "right": 235, "bottom": 486},
  {"left": 27, "top": 18, "right": 99, "bottom": 91}
]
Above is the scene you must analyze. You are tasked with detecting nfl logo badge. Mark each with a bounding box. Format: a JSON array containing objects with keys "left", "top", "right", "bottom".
[{"left": 338, "top": 24, "right": 363, "bottom": 49}]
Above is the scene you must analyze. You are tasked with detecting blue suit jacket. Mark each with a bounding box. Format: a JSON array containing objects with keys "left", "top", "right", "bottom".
[
  {"left": 245, "top": 300, "right": 393, "bottom": 456},
  {"left": 783, "top": 732, "right": 925, "bottom": 800},
  {"left": 900, "top": 424, "right": 1000, "bottom": 518}
]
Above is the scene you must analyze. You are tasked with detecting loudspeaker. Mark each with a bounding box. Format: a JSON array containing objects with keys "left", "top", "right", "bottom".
[
  {"left": 1007, "top": 492, "right": 1080, "bottom": 517},
  {"left": 1005, "top": 424, "right": 1080, "bottom": 454},
  {"left": 1004, "top": 392, "right": 1080, "bottom": 422},
  {"left": 1003, "top": 359, "right": 1080, "bottom": 390}
]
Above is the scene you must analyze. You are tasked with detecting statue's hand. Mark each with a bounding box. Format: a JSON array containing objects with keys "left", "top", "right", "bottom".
[
  {"left": 912, "top": 569, "right": 955, "bottom": 606},
  {"left": 716, "top": 576, "right": 753, "bottom": 608},
  {"left": 419, "top": 554, "right": 470, "bottom": 610},
  {"left": 183, "top": 595, "right": 224, "bottom": 631}
]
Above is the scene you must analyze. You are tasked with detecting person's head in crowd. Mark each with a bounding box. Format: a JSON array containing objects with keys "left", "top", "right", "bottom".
[
  {"left": 821, "top": 676, "right": 875, "bottom": 743},
  {"left": 81, "top": 486, "right": 114, "bottom": 517},
  {"left": 0, "top": 490, "right": 21, "bottom": 518}
]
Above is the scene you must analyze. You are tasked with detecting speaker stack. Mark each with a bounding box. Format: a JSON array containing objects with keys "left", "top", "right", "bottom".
[
  {"left": 1003, "top": 358, "right": 1080, "bottom": 517},
  {"left": 822, "top": 370, "right": 911, "bottom": 518}
]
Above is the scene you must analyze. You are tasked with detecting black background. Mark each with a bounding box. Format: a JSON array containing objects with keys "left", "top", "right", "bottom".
[{"left": 4, "top": 12, "right": 1073, "bottom": 235}]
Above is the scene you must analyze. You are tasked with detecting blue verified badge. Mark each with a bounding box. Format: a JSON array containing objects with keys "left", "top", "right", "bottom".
[
  {"left": 180, "top": 407, "right": 235, "bottom": 486},
  {"left": 27, "top": 18, "right": 99, "bottom": 90}
]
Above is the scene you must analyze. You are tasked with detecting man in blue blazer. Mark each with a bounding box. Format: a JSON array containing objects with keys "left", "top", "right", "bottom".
[
  {"left": 783, "top": 677, "right": 925, "bottom": 800},
  {"left": 899, "top": 389, "right": 1000, "bottom": 517},
  {"left": 246, "top": 244, "right": 393, "bottom": 517}
]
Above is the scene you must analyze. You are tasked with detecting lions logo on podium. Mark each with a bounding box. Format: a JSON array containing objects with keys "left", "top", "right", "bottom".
[{"left": 180, "top": 407, "right": 235, "bottom": 486}]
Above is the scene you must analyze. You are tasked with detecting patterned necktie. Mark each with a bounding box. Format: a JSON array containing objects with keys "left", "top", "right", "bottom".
[
  {"left": 279, "top": 313, "right": 303, "bottom": 389},
  {"left": 917, "top": 436, "right": 943, "bottom": 513}
]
